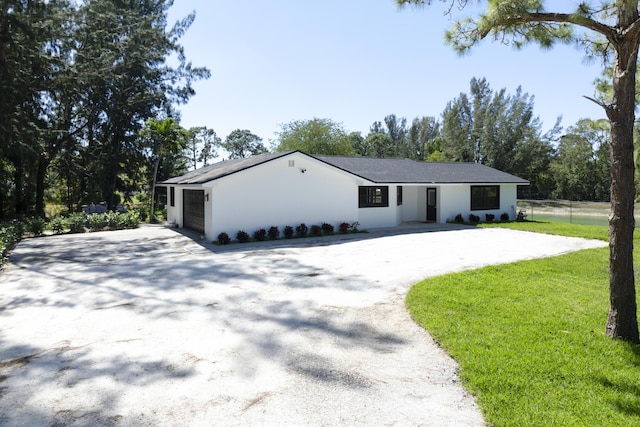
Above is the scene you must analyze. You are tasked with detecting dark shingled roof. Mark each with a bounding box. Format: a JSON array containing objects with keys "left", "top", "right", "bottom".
[
  {"left": 161, "top": 152, "right": 292, "bottom": 184},
  {"left": 161, "top": 150, "right": 529, "bottom": 185},
  {"left": 314, "top": 155, "right": 529, "bottom": 184}
]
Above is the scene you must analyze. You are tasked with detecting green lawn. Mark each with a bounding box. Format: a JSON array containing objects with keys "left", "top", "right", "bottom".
[
  {"left": 479, "top": 220, "right": 611, "bottom": 241},
  {"left": 406, "top": 221, "right": 640, "bottom": 427}
]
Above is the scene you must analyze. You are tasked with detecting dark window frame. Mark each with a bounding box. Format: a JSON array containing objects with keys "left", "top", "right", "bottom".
[
  {"left": 169, "top": 186, "right": 175, "bottom": 207},
  {"left": 359, "top": 186, "right": 389, "bottom": 208},
  {"left": 397, "top": 186, "right": 403, "bottom": 206},
  {"left": 471, "top": 185, "right": 500, "bottom": 210}
]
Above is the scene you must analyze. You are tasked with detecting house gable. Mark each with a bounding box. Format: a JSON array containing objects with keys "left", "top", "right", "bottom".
[
  {"left": 205, "top": 151, "right": 360, "bottom": 238},
  {"left": 161, "top": 152, "right": 297, "bottom": 185}
]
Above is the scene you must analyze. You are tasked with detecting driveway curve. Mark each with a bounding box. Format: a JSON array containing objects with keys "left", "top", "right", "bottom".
[{"left": 0, "top": 224, "right": 606, "bottom": 426}]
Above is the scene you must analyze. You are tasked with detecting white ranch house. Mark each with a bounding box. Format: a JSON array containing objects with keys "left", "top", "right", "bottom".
[{"left": 160, "top": 151, "right": 528, "bottom": 241}]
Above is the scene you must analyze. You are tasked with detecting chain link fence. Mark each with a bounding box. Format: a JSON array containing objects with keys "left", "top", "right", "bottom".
[{"left": 516, "top": 200, "right": 612, "bottom": 226}]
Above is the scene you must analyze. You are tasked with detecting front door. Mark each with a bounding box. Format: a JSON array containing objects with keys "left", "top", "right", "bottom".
[{"left": 426, "top": 187, "right": 437, "bottom": 222}]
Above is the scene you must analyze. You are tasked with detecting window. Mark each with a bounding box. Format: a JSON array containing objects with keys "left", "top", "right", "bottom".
[
  {"left": 397, "top": 186, "right": 403, "bottom": 206},
  {"left": 359, "top": 186, "right": 389, "bottom": 208},
  {"left": 169, "top": 186, "right": 175, "bottom": 207},
  {"left": 471, "top": 185, "right": 500, "bottom": 210}
]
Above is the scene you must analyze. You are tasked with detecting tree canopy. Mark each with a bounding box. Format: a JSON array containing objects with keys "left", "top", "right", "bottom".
[
  {"left": 0, "top": 0, "right": 209, "bottom": 217},
  {"left": 397, "top": 0, "right": 640, "bottom": 342},
  {"left": 139, "top": 117, "right": 188, "bottom": 218},
  {"left": 551, "top": 119, "right": 610, "bottom": 201},
  {"left": 223, "top": 129, "right": 267, "bottom": 159},
  {"left": 274, "top": 118, "right": 355, "bottom": 155}
]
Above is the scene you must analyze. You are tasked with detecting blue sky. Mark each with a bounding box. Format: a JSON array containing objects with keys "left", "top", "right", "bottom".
[{"left": 167, "top": 0, "right": 607, "bottom": 148}]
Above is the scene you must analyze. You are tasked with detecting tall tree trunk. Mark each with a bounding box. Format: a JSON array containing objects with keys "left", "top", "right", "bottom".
[
  {"left": 13, "top": 154, "right": 24, "bottom": 216},
  {"left": 606, "top": 9, "right": 640, "bottom": 342},
  {"left": 35, "top": 155, "right": 49, "bottom": 217},
  {"left": 104, "top": 134, "right": 120, "bottom": 210},
  {"left": 0, "top": 166, "right": 5, "bottom": 219},
  {"left": 150, "top": 153, "right": 160, "bottom": 223}
]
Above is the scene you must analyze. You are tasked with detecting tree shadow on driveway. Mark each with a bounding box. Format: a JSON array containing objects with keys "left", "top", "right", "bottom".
[{"left": 0, "top": 226, "right": 458, "bottom": 426}]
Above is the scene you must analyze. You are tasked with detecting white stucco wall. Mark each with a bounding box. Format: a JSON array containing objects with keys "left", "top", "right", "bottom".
[
  {"left": 356, "top": 184, "right": 405, "bottom": 229},
  {"left": 439, "top": 183, "right": 519, "bottom": 222},
  {"left": 166, "top": 184, "right": 185, "bottom": 226},
  {"left": 401, "top": 186, "right": 420, "bottom": 222},
  {"left": 207, "top": 153, "right": 358, "bottom": 240},
  {"left": 499, "top": 184, "right": 519, "bottom": 219},
  {"left": 439, "top": 185, "right": 468, "bottom": 223}
]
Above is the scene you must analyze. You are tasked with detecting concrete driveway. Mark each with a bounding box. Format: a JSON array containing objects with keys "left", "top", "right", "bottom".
[{"left": 0, "top": 224, "right": 606, "bottom": 426}]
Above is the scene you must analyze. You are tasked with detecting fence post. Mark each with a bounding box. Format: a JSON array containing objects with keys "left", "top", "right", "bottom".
[{"left": 570, "top": 200, "right": 572, "bottom": 224}]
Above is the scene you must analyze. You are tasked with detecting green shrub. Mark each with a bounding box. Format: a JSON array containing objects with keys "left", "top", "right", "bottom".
[
  {"left": 468, "top": 213, "right": 480, "bottom": 223},
  {"left": 105, "top": 211, "right": 126, "bottom": 230},
  {"left": 283, "top": 226, "right": 294, "bottom": 238},
  {"left": 310, "top": 224, "right": 322, "bottom": 236},
  {"left": 485, "top": 213, "right": 495, "bottom": 222},
  {"left": 123, "top": 210, "right": 141, "bottom": 228},
  {"left": 136, "top": 207, "right": 149, "bottom": 222},
  {"left": 49, "top": 216, "right": 67, "bottom": 234},
  {"left": 67, "top": 213, "right": 86, "bottom": 233},
  {"left": 217, "top": 232, "right": 230, "bottom": 245},
  {"left": 0, "top": 220, "right": 22, "bottom": 262},
  {"left": 454, "top": 213, "right": 464, "bottom": 223},
  {"left": 26, "top": 217, "right": 47, "bottom": 236},
  {"left": 153, "top": 209, "right": 166, "bottom": 222},
  {"left": 321, "top": 223, "right": 334, "bottom": 234},
  {"left": 236, "top": 230, "right": 249, "bottom": 243},
  {"left": 500, "top": 212, "right": 510, "bottom": 222},
  {"left": 253, "top": 229, "right": 267, "bottom": 241},
  {"left": 10, "top": 219, "right": 24, "bottom": 240},
  {"left": 339, "top": 222, "right": 350, "bottom": 233},
  {"left": 268, "top": 226, "right": 279, "bottom": 240},
  {"left": 87, "top": 213, "right": 107, "bottom": 231},
  {"left": 295, "top": 223, "right": 308, "bottom": 237}
]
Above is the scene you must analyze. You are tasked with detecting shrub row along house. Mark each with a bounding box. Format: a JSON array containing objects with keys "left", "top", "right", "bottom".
[{"left": 160, "top": 150, "right": 528, "bottom": 241}]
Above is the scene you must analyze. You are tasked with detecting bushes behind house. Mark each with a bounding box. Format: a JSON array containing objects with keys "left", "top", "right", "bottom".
[
  {"left": 0, "top": 210, "right": 140, "bottom": 268},
  {"left": 67, "top": 213, "right": 87, "bottom": 233},
  {"left": 25, "top": 216, "right": 47, "bottom": 236},
  {"left": 45, "top": 210, "right": 141, "bottom": 234},
  {"left": 85, "top": 211, "right": 140, "bottom": 232}
]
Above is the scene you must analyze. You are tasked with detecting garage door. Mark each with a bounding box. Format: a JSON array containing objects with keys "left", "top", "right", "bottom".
[{"left": 183, "top": 189, "right": 205, "bottom": 234}]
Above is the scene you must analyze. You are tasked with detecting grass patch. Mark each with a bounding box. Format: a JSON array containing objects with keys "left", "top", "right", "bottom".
[
  {"left": 480, "top": 220, "right": 610, "bottom": 241},
  {"left": 407, "top": 222, "right": 640, "bottom": 426}
]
